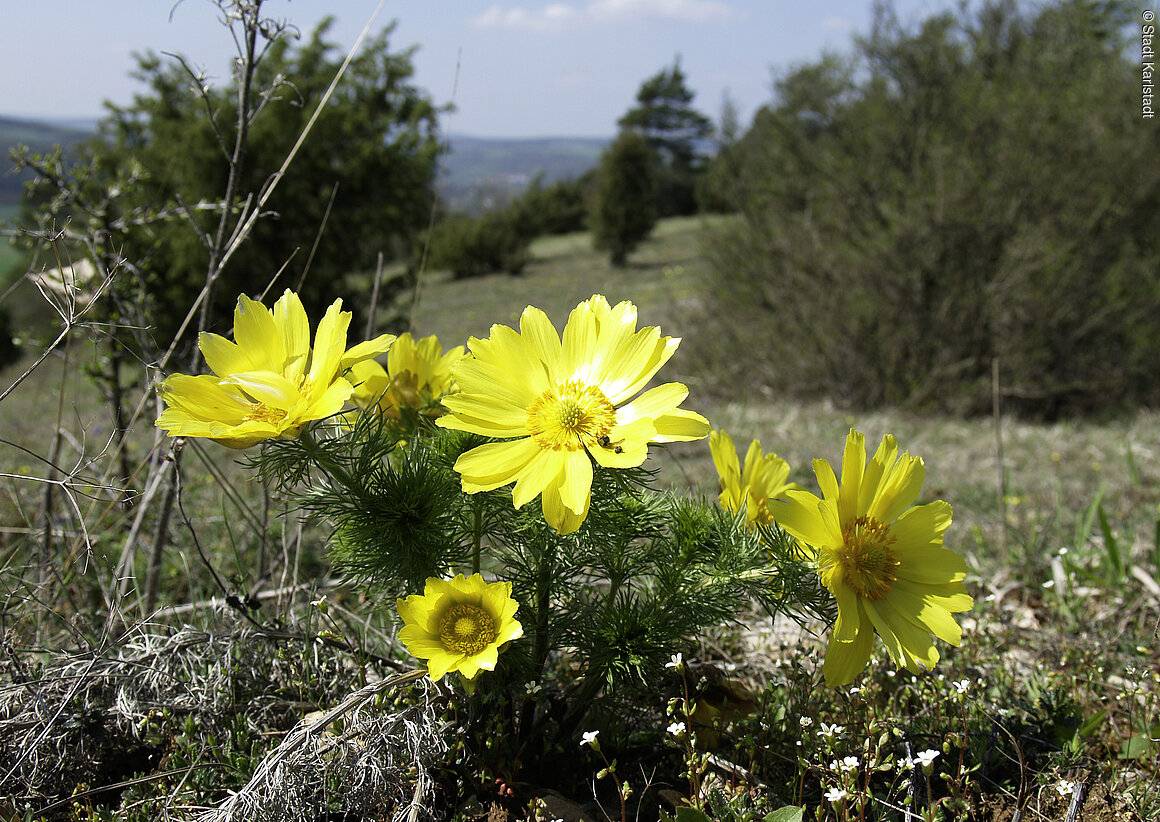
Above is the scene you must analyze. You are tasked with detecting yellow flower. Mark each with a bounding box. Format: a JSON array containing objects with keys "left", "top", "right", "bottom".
[
  {"left": 349, "top": 332, "right": 465, "bottom": 418},
  {"left": 772, "top": 429, "right": 973, "bottom": 686},
  {"left": 156, "top": 290, "right": 395, "bottom": 448},
  {"left": 437, "top": 295, "right": 710, "bottom": 534},
  {"left": 709, "top": 429, "right": 801, "bottom": 528},
  {"left": 396, "top": 573, "right": 523, "bottom": 683}
]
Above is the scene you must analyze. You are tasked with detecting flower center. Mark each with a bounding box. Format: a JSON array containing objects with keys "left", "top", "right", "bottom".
[
  {"left": 836, "top": 515, "right": 900, "bottom": 600},
  {"left": 387, "top": 372, "right": 422, "bottom": 415},
  {"left": 439, "top": 603, "right": 497, "bottom": 655},
  {"left": 242, "top": 403, "right": 288, "bottom": 426},
  {"left": 526, "top": 380, "right": 616, "bottom": 451},
  {"left": 750, "top": 498, "right": 774, "bottom": 528}
]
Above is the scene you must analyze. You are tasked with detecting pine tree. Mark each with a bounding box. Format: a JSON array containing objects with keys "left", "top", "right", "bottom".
[
  {"left": 618, "top": 57, "right": 713, "bottom": 216},
  {"left": 590, "top": 131, "right": 657, "bottom": 267}
]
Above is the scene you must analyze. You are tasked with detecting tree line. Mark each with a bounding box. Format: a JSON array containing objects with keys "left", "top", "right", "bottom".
[{"left": 10, "top": 0, "right": 1157, "bottom": 419}]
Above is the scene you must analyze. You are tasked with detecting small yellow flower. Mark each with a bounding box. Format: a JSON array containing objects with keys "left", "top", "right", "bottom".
[
  {"left": 437, "top": 295, "right": 709, "bottom": 534},
  {"left": 773, "top": 429, "right": 973, "bottom": 686},
  {"left": 349, "top": 332, "right": 465, "bottom": 418},
  {"left": 709, "top": 429, "right": 800, "bottom": 528},
  {"left": 397, "top": 573, "right": 523, "bottom": 682},
  {"left": 156, "top": 290, "right": 394, "bottom": 448}
]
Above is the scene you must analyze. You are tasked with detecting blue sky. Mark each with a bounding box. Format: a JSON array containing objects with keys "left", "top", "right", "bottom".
[{"left": 2, "top": 0, "right": 960, "bottom": 137}]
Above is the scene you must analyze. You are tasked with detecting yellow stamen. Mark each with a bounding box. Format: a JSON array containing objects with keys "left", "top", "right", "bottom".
[
  {"left": 242, "top": 403, "right": 287, "bottom": 426},
  {"left": 751, "top": 498, "right": 774, "bottom": 527},
  {"left": 439, "top": 603, "right": 497, "bottom": 655},
  {"left": 837, "top": 515, "right": 900, "bottom": 599},
  {"left": 526, "top": 380, "right": 616, "bottom": 451}
]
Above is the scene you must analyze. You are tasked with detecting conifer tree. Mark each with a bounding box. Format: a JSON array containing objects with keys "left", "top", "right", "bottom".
[
  {"left": 618, "top": 57, "right": 713, "bottom": 216},
  {"left": 589, "top": 131, "right": 657, "bottom": 267}
]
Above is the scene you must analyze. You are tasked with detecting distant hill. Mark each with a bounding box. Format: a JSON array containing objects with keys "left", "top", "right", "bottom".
[
  {"left": 1, "top": 115, "right": 606, "bottom": 214},
  {"left": 437, "top": 135, "right": 608, "bottom": 214},
  {"left": 0, "top": 116, "right": 92, "bottom": 209}
]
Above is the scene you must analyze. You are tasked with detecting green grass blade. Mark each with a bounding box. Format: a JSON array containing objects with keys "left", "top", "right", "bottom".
[
  {"left": 1096, "top": 504, "right": 1123, "bottom": 584},
  {"left": 1074, "top": 484, "right": 1106, "bottom": 550}
]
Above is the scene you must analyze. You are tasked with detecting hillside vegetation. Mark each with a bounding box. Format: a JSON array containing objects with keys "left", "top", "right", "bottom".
[
  {"left": 701, "top": 0, "right": 1159, "bottom": 418},
  {"left": 0, "top": 116, "right": 90, "bottom": 209}
]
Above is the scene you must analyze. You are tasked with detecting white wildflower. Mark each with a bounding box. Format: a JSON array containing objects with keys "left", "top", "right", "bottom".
[{"left": 824, "top": 787, "right": 848, "bottom": 803}]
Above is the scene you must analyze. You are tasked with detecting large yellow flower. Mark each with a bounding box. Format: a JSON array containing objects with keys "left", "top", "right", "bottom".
[
  {"left": 772, "top": 429, "right": 973, "bottom": 686},
  {"left": 156, "top": 290, "right": 395, "bottom": 448},
  {"left": 349, "top": 332, "right": 465, "bottom": 418},
  {"left": 709, "top": 429, "right": 801, "bottom": 529},
  {"left": 437, "top": 295, "right": 710, "bottom": 534},
  {"left": 396, "top": 573, "right": 523, "bottom": 683}
]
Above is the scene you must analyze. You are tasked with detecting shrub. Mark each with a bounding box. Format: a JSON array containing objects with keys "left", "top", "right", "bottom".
[
  {"left": 590, "top": 131, "right": 658, "bottom": 267},
  {"left": 427, "top": 212, "right": 530, "bottom": 279},
  {"left": 698, "top": 0, "right": 1159, "bottom": 417},
  {"left": 508, "top": 174, "right": 591, "bottom": 237}
]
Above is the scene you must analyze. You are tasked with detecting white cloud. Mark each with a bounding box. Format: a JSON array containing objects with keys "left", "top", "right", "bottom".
[
  {"left": 472, "top": 4, "right": 582, "bottom": 32},
  {"left": 471, "top": 0, "right": 735, "bottom": 31},
  {"left": 589, "top": 0, "right": 734, "bottom": 23},
  {"left": 820, "top": 16, "right": 850, "bottom": 30}
]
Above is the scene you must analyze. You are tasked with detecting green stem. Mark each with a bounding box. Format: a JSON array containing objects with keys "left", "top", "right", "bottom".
[
  {"left": 516, "top": 531, "right": 558, "bottom": 752},
  {"left": 532, "top": 534, "right": 554, "bottom": 678},
  {"left": 471, "top": 498, "right": 483, "bottom": 575}
]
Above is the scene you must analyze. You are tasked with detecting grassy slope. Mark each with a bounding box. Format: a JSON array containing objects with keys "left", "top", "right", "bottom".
[
  {"left": 406, "top": 216, "right": 1160, "bottom": 562},
  {"left": 409, "top": 215, "right": 711, "bottom": 346}
]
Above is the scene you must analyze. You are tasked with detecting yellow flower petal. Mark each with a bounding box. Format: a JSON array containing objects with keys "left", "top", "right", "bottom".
[
  {"left": 220, "top": 371, "right": 303, "bottom": 410},
  {"left": 543, "top": 472, "right": 589, "bottom": 534},
  {"left": 868, "top": 452, "right": 925, "bottom": 525},
  {"left": 865, "top": 598, "right": 941, "bottom": 673},
  {"left": 396, "top": 573, "right": 522, "bottom": 684},
  {"left": 520, "top": 305, "right": 563, "bottom": 375},
  {"left": 157, "top": 289, "right": 393, "bottom": 448},
  {"left": 307, "top": 299, "right": 350, "bottom": 386},
  {"left": 775, "top": 491, "right": 833, "bottom": 547},
  {"left": 616, "top": 382, "right": 686, "bottom": 426},
  {"left": 710, "top": 429, "right": 741, "bottom": 493},
  {"left": 455, "top": 438, "right": 543, "bottom": 492},
  {"left": 512, "top": 449, "right": 565, "bottom": 509},
  {"left": 772, "top": 429, "right": 972, "bottom": 684},
  {"left": 438, "top": 394, "right": 533, "bottom": 436},
  {"left": 273, "top": 289, "right": 310, "bottom": 371},
  {"left": 233, "top": 293, "right": 284, "bottom": 367},
  {"left": 439, "top": 295, "right": 706, "bottom": 533},
  {"left": 340, "top": 332, "right": 396, "bottom": 370},
  {"left": 198, "top": 331, "right": 255, "bottom": 377},
  {"left": 821, "top": 618, "right": 875, "bottom": 686},
  {"left": 828, "top": 565, "right": 865, "bottom": 644},
  {"left": 838, "top": 429, "right": 867, "bottom": 526},
  {"left": 814, "top": 457, "right": 840, "bottom": 506},
  {"left": 891, "top": 501, "right": 953, "bottom": 549},
  {"left": 557, "top": 448, "right": 594, "bottom": 514}
]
